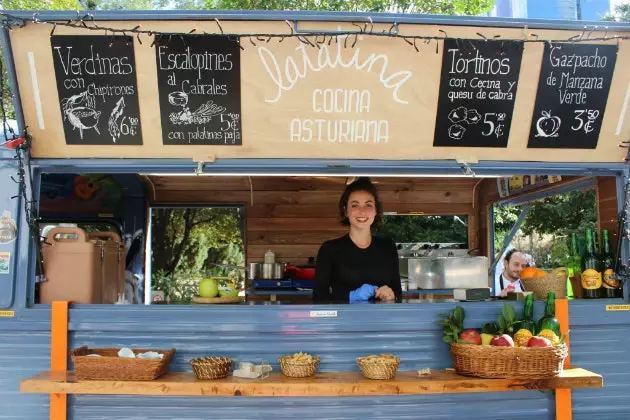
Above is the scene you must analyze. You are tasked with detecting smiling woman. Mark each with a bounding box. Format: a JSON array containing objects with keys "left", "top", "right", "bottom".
[{"left": 312, "top": 177, "right": 401, "bottom": 303}]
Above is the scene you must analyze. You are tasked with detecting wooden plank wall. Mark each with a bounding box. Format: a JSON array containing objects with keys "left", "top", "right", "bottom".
[
  {"left": 597, "top": 177, "right": 620, "bottom": 258},
  {"left": 148, "top": 176, "right": 479, "bottom": 265}
]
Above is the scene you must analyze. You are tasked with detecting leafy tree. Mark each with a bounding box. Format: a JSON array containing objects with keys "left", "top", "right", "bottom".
[
  {"left": 493, "top": 189, "right": 598, "bottom": 267},
  {"left": 602, "top": 2, "right": 630, "bottom": 21},
  {"left": 374, "top": 215, "right": 468, "bottom": 244},
  {"left": 214, "top": 0, "right": 494, "bottom": 15},
  {"left": 151, "top": 207, "right": 244, "bottom": 275}
]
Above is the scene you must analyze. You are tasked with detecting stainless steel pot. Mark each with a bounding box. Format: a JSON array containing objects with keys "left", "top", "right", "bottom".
[
  {"left": 273, "top": 263, "right": 285, "bottom": 279},
  {"left": 248, "top": 263, "right": 261, "bottom": 280},
  {"left": 262, "top": 263, "right": 285, "bottom": 279}
]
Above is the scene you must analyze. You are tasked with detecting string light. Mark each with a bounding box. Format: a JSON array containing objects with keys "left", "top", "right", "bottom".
[{"left": 0, "top": 11, "right": 626, "bottom": 54}]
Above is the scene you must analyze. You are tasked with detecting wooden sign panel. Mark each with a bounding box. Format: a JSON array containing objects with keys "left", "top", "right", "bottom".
[
  {"left": 155, "top": 35, "right": 242, "bottom": 145},
  {"left": 527, "top": 43, "right": 618, "bottom": 149},
  {"left": 9, "top": 21, "right": 630, "bottom": 162},
  {"left": 434, "top": 39, "right": 524, "bottom": 148},
  {"left": 50, "top": 35, "right": 143, "bottom": 145}
]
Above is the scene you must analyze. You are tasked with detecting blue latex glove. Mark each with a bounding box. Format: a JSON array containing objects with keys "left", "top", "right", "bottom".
[{"left": 349, "top": 284, "right": 378, "bottom": 302}]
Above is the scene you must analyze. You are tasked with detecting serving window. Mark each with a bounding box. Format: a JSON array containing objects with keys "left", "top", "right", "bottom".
[{"left": 31, "top": 172, "right": 621, "bottom": 306}]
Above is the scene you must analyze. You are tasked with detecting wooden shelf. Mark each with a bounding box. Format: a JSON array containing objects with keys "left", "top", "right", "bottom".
[{"left": 20, "top": 368, "right": 602, "bottom": 397}]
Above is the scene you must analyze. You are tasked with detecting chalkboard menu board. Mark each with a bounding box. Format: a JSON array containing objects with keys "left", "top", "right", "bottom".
[
  {"left": 155, "top": 35, "right": 242, "bottom": 145},
  {"left": 51, "top": 35, "right": 142, "bottom": 145},
  {"left": 434, "top": 39, "right": 524, "bottom": 148},
  {"left": 527, "top": 43, "right": 617, "bottom": 149}
]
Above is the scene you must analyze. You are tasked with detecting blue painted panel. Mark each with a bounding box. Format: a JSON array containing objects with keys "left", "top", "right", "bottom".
[
  {"left": 564, "top": 301, "right": 630, "bottom": 420},
  {"left": 1, "top": 301, "right": 629, "bottom": 419},
  {"left": 0, "top": 329, "right": 50, "bottom": 419},
  {"left": 61, "top": 302, "right": 555, "bottom": 420}
]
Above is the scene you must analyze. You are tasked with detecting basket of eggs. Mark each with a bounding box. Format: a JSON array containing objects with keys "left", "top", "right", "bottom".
[{"left": 520, "top": 267, "right": 568, "bottom": 300}]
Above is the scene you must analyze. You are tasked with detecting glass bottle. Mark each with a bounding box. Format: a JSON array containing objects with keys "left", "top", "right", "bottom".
[
  {"left": 568, "top": 232, "right": 582, "bottom": 299},
  {"left": 581, "top": 228, "right": 602, "bottom": 299},
  {"left": 520, "top": 293, "right": 536, "bottom": 334},
  {"left": 600, "top": 230, "right": 621, "bottom": 298},
  {"left": 537, "top": 292, "right": 561, "bottom": 336}
]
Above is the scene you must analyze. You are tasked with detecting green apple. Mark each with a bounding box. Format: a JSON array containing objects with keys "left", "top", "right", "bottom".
[{"left": 198, "top": 278, "right": 219, "bottom": 298}]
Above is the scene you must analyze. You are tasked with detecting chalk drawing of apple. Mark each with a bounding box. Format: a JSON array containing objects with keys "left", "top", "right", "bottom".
[
  {"left": 535, "top": 111, "right": 561, "bottom": 138},
  {"left": 448, "top": 124, "right": 466, "bottom": 140},
  {"left": 448, "top": 106, "right": 468, "bottom": 124}
]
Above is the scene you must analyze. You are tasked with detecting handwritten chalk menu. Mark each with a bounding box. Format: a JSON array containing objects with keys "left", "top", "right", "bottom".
[
  {"left": 527, "top": 43, "right": 617, "bottom": 149},
  {"left": 50, "top": 36, "right": 142, "bottom": 145},
  {"left": 434, "top": 39, "right": 524, "bottom": 148},
  {"left": 155, "top": 35, "right": 241, "bottom": 145}
]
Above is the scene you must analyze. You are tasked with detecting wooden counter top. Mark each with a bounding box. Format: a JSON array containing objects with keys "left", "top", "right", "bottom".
[{"left": 20, "top": 368, "right": 602, "bottom": 397}]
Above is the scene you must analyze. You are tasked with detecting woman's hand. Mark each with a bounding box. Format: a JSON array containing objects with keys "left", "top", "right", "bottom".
[{"left": 375, "top": 285, "right": 395, "bottom": 301}]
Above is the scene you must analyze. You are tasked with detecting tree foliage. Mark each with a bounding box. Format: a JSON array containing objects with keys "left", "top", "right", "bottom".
[
  {"left": 602, "top": 2, "right": 630, "bottom": 21},
  {"left": 214, "top": 0, "right": 494, "bottom": 15},
  {"left": 374, "top": 215, "right": 468, "bottom": 244},
  {"left": 151, "top": 207, "right": 244, "bottom": 275},
  {"left": 494, "top": 189, "right": 597, "bottom": 238}
]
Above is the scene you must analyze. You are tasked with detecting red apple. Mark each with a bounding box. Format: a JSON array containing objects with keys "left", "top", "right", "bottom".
[
  {"left": 490, "top": 334, "right": 515, "bottom": 347},
  {"left": 459, "top": 329, "right": 481, "bottom": 345},
  {"left": 527, "top": 336, "right": 552, "bottom": 348}
]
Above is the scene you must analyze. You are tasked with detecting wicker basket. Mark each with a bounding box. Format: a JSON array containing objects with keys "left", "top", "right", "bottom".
[
  {"left": 278, "top": 355, "right": 320, "bottom": 378},
  {"left": 70, "top": 346, "right": 175, "bottom": 381},
  {"left": 450, "top": 343, "right": 568, "bottom": 380},
  {"left": 521, "top": 267, "right": 568, "bottom": 300},
  {"left": 190, "top": 356, "right": 233, "bottom": 380},
  {"left": 356, "top": 355, "right": 401, "bottom": 380}
]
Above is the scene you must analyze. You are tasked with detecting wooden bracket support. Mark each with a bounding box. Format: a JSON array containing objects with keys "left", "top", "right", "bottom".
[
  {"left": 555, "top": 299, "right": 571, "bottom": 420},
  {"left": 51, "top": 301, "right": 68, "bottom": 420}
]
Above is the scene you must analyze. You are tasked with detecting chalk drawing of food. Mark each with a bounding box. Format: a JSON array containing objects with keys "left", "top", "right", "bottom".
[
  {"left": 61, "top": 91, "right": 101, "bottom": 140},
  {"left": 168, "top": 91, "right": 226, "bottom": 125},
  {"left": 108, "top": 97, "right": 126, "bottom": 143},
  {"left": 466, "top": 109, "right": 481, "bottom": 125},
  {"left": 535, "top": 110, "right": 561, "bottom": 138},
  {"left": 448, "top": 106, "right": 468, "bottom": 124},
  {"left": 448, "top": 124, "right": 466, "bottom": 140}
]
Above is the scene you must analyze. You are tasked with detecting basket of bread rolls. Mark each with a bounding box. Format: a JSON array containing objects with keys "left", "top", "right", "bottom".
[
  {"left": 278, "top": 352, "right": 320, "bottom": 378},
  {"left": 356, "top": 354, "right": 401, "bottom": 380}
]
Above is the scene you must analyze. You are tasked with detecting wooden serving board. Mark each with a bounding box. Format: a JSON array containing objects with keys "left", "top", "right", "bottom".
[{"left": 192, "top": 296, "right": 244, "bottom": 304}]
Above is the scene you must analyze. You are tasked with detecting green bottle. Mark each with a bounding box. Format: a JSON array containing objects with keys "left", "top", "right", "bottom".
[
  {"left": 520, "top": 293, "right": 536, "bottom": 334},
  {"left": 537, "top": 292, "right": 561, "bottom": 336},
  {"left": 567, "top": 232, "right": 582, "bottom": 299},
  {"left": 581, "top": 228, "right": 602, "bottom": 299},
  {"left": 600, "top": 230, "right": 621, "bottom": 298}
]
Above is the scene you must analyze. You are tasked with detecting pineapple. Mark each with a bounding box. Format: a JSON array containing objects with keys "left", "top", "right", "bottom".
[
  {"left": 514, "top": 329, "right": 533, "bottom": 347},
  {"left": 538, "top": 329, "right": 560, "bottom": 345}
]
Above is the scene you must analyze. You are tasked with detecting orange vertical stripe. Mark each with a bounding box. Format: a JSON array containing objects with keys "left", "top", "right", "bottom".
[
  {"left": 50, "top": 301, "right": 68, "bottom": 420},
  {"left": 555, "top": 298, "right": 571, "bottom": 420}
]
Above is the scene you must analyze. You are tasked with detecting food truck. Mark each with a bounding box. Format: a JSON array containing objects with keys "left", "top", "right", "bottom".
[{"left": 0, "top": 9, "right": 628, "bottom": 420}]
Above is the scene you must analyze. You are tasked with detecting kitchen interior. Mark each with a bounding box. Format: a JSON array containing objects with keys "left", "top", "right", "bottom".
[{"left": 34, "top": 173, "right": 618, "bottom": 305}]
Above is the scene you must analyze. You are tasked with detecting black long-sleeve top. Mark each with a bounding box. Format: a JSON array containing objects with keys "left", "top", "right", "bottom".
[{"left": 312, "top": 234, "right": 402, "bottom": 303}]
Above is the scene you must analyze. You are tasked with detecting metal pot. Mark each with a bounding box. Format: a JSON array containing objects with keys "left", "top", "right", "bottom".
[
  {"left": 262, "top": 263, "right": 285, "bottom": 279},
  {"left": 273, "top": 263, "right": 286, "bottom": 279},
  {"left": 247, "top": 263, "right": 261, "bottom": 280}
]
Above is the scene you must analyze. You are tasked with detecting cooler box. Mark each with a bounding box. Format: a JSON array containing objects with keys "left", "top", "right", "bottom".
[{"left": 40, "top": 228, "right": 126, "bottom": 304}]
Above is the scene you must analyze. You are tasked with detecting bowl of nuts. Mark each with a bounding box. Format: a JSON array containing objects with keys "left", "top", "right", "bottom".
[
  {"left": 356, "top": 354, "right": 401, "bottom": 380},
  {"left": 278, "top": 352, "right": 320, "bottom": 378}
]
